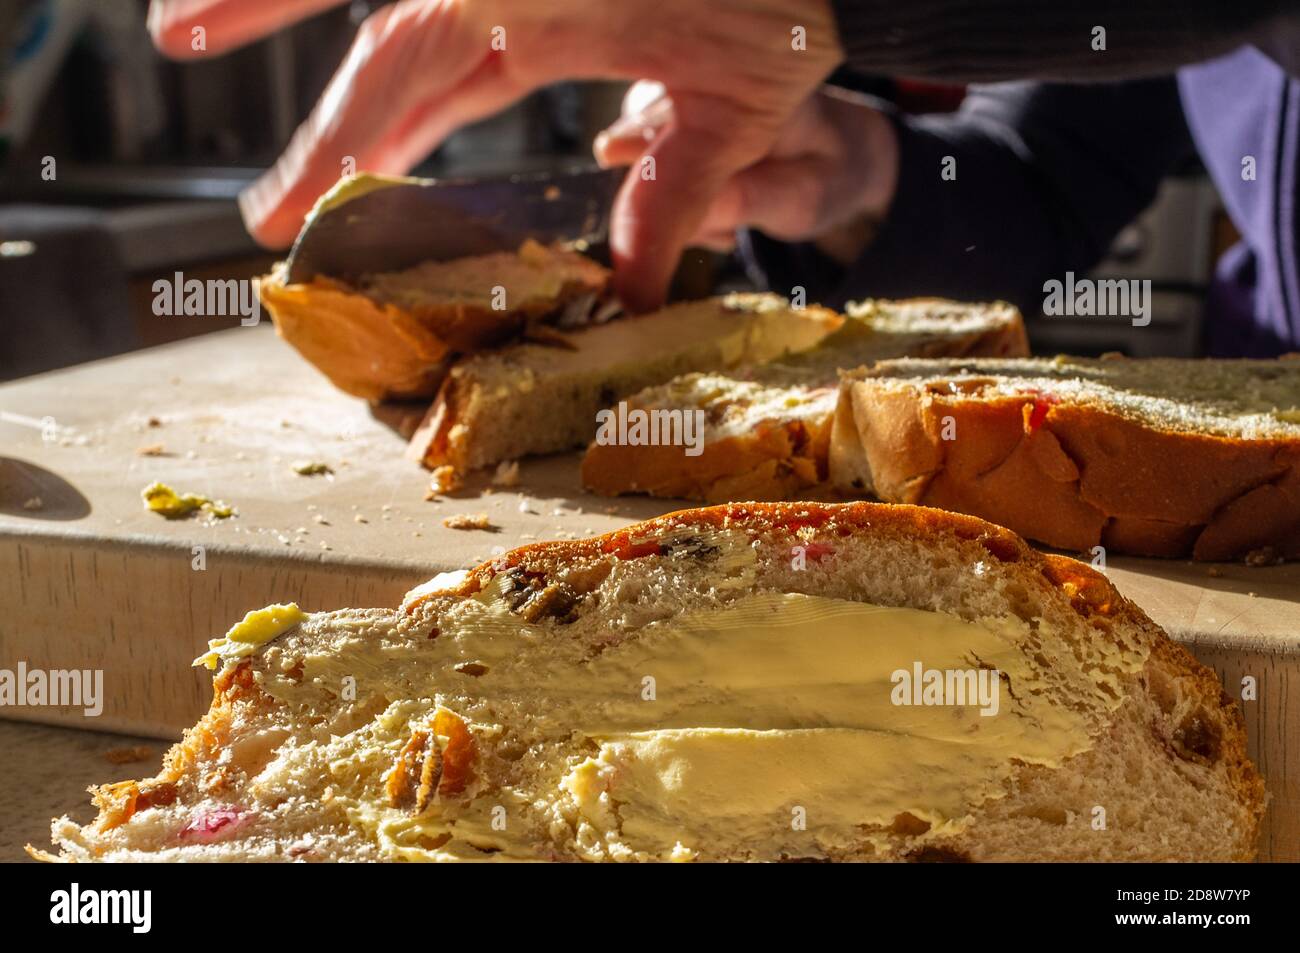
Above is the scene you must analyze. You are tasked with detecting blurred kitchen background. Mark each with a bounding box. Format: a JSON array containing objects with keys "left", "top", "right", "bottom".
[{"left": 0, "top": 0, "right": 1240, "bottom": 382}]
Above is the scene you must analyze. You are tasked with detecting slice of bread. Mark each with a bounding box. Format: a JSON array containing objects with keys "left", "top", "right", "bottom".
[
  {"left": 36, "top": 502, "right": 1263, "bottom": 862},
  {"left": 832, "top": 355, "right": 1300, "bottom": 560},
  {"left": 581, "top": 299, "right": 1028, "bottom": 502},
  {"left": 407, "top": 293, "right": 843, "bottom": 474},
  {"left": 258, "top": 240, "right": 610, "bottom": 401}
]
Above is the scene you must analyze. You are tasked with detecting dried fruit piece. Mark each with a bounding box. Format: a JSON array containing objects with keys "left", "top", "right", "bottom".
[
  {"left": 433, "top": 709, "right": 475, "bottom": 797},
  {"left": 1019, "top": 388, "right": 1061, "bottom": 435},
  {"left": 385, "top": 709, "right": 475, "bottom": 813},
  {"left": 91, "top": 779, "right": 177, "bottom": 831},
  {"left": 386, "top": 729, "right": 440, "bottom": 813},
  {"left": 179, "top": 807, "right": 246, "bottom": 842},
  {"left": 517, "top": 582, "right": 579, "bottom": 623},
  {"left": 91, "top": 781, "right": 140, "bottom": 832},
  {"left": 415, "top": 734, "right": 444, "bottom": 813}
]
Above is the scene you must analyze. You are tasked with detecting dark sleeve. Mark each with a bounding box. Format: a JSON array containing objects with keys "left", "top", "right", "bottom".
[
  {"left": 742, "top": 78, "right": 1195, "bottom": 315},
  {"left": 829, "top": 0, "right": 1296, "bottom": 82}
]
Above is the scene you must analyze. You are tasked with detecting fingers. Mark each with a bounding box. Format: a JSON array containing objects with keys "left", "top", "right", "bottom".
[
  {"left": 605, "top": 86, "right": 835, "bottom": 307},
  {"left": 681, "top": 91, "right": 902, "bottom": 253},
  {"left": 239, "top": 0, "right": 645, "bottom": 248},
  {"left": 147, "top": 0, "right": 346, "bottom": 58},
  {"left": 240, "top": 0, "right": 519, "bottom": 248},
  {"left": 593, "top": 95, "right": 672, "bottom": 167},
  {"left": 621, "top": 79, "right": 667, "bottom": 118},
  {"left": 610, "top": 102, "right": 776, "bottom": 310}
]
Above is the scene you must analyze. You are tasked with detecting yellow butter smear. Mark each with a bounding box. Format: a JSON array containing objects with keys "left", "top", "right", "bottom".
[
  {"left": 552, "top": 594, "right": 1117, "bottom": 860},
  {"left": 141, "top": 481, "right": 233, "bottom": 520},
  {"left": 193, "top": 603, "right": 308, "bottom": 670},
  {"left": 262, "top": 581, "right": 1145, "bottom": 862}
]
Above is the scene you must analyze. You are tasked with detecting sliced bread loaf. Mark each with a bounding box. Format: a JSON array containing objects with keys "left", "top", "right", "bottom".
[
  {"left": 581, "top": 299, "right": 1028, "bottom": 502},
  {"left": 407, "top": 293, "right": 843, "bottom": 474},
  {"left": 258, "top": 240, "right": 610, "bottom": 401},
  {"left": 35, "top": 502, "right": 1263, "bottom": 862},
  {"left": 832, "top": 355, "right": 1300, "bottom": 560}
]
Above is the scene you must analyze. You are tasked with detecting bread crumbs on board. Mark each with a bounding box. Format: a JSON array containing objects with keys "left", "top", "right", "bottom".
[{"left": 442, "top": 513, "right": 496, "bottom": 531}]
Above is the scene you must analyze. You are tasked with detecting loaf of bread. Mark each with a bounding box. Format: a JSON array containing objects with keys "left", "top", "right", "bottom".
[
  {"left": 407, "top": 293, "right": 843, "bottom": 474},
  {"left": 581, "top": 299, "right": 1028, "bottom": 502},
  {"left": 258, "top": 240, "right": 610, "bottom": 401},
  {"left": 36, "top": 502, "right": 1263, "bottom": 862},
  {"left": 831, "top": 355, "right": 1300, "bottom": 560}
]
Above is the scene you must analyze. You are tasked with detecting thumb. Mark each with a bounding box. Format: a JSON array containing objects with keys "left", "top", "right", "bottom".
[{"left": 694, "top": 155, "right": 829, "bottom": 243}]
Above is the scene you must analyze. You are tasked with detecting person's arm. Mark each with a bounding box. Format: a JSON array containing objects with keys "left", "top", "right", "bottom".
[
  {"left": 147, "top": 0, "right": 1277, "bottom": 310},
  {"left": 830, "top": 0, "right": 1296, "bottom": 82},
  {"left": 742, "top": 78, "right": 1196, "bottom": 314}
]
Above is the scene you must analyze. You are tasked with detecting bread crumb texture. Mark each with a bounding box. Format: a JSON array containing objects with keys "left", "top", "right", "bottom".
[
  {"left": 442, "top": 513, "right": 494, "bottom": 531},
  {"left": 581, "top": 298, "right": 1028, "bottom": 502},
  {"left": 40, "top": 504, "right": 1264, "bottom": 862}
]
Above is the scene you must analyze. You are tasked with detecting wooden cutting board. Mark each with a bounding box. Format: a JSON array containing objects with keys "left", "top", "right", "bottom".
[{"left": 2, "top": 326, "right": 1297, "bottom": 860}]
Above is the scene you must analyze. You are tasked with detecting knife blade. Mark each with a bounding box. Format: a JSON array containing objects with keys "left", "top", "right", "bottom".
[{"left": 282, "top": 165, "right": 625, "bottom": 284}]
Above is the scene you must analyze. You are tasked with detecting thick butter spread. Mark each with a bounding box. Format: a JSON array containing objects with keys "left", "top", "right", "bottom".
[
  {"left": 254, "top": 585, "right": 1144, "bottom": 861},
  {"left": 194, "top": 603, "right": 308, "bottom": 670}
]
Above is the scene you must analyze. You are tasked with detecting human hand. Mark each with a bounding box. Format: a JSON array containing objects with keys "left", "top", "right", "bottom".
[
  {"left": 146, "top": 0, "right": 843, "bottom": 310},
  {"left": 595, "top": 80, "right": 899, "bottom": 266}
]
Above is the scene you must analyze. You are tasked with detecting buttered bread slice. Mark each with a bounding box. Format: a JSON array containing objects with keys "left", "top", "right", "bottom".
[
  {"left": 581, "top": 299, "right": 1027, "bottom": 501},
  {"left": 832, "top": 355, "right": 1300, "bottom": 560},
  {"left": 37, "top": 503, "right": 1263, "bottom": 862},
  {"left": 259, "top": 240, "right": 610, "bottom": 401},
  {"left": 407, "top": 293, "right": 842, "bottom": 474}
]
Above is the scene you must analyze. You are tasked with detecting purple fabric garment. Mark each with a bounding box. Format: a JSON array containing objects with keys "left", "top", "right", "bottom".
[{"left": 1180, "top": 48, "right": 1300, "bottom": 355}]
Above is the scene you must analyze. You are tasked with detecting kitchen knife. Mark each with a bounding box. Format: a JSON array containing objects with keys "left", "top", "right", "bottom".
[{"left": 282, "top": 164, "right": 625, "bottom": 284}]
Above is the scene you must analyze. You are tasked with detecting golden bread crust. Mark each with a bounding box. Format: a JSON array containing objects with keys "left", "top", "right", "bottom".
[
  {"left": 580, "top": 303, "right": 1029, "bottom": 502},
  {"left": 832, "top": 378, "right": 1300, "bottom": 560},
  {"left": 258, "top": 248, "right": 609, "bottom": 402}
]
